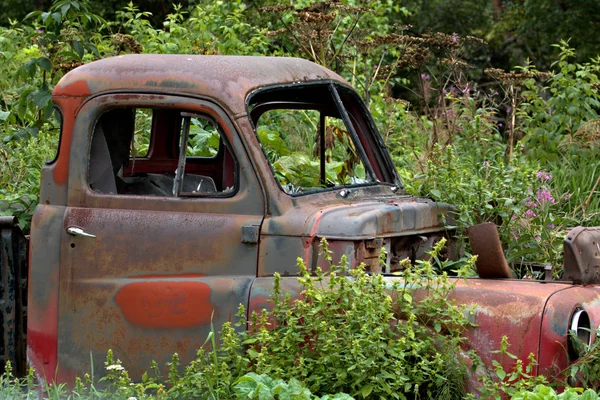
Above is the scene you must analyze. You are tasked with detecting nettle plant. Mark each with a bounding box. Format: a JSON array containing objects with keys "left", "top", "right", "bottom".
[{"left": 241, "top": 239, "right": 477, "bottom": 400}]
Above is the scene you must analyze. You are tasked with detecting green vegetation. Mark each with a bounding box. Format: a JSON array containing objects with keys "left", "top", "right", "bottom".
[
  {"left": 1, "top": 0, "right": 600, "bottom": 397},
  {"left": 0, "top": 241, "right": 598, "bottom": 398}
]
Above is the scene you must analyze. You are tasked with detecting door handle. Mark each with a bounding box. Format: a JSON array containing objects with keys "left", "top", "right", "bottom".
[{"left": 66, "top": 227, "right": 96, "bottom": 238}]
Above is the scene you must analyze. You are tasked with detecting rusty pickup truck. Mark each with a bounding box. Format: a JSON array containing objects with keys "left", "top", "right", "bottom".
[{"left": 0, "top": 55, "right": 599, "bottom": 385}]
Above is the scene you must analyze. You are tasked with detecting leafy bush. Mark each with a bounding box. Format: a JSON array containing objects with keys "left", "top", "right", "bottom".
[
  {"left": 520, "top": 41, "right": 600, "bottom": 163},
  {"left": 241, "top": 239, "right": 475, "bottom": 399},
  {"left": 511, "top": 385, "right": 599, "bottom": 400},
  {"left": 0, "top": 240, "right": 479, "bottom": 399}
]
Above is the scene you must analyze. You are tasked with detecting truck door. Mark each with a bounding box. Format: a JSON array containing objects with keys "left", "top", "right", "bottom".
[{"left": 58, "top": 94, "right": 264, "bottom": 381}]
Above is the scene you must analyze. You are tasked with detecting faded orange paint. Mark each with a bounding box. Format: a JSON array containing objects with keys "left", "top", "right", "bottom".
[
  {"left": 53, "top": 80, "right": 92, "bottom": 98},
  {"left": 115, "top": 281, "right": 214, "bottom": 328},
  {"left": 52, "top": 84, "right": 90, "bottom": 185}
]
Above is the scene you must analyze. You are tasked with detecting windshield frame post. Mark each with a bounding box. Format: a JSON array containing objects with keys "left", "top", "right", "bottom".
[
  {"left": 328, "top": 83, "right": 377, "bottom": 183},
  {"left": 319, "top": 112, "right": 326, "bottom": 186}
]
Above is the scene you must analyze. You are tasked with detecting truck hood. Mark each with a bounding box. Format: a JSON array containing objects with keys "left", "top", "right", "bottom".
[{"left": 262, "top": 194, "right": 453, "bottom": 239}]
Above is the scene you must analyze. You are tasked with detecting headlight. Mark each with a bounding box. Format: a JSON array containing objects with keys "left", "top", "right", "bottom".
[{"left": 568, "top": 307, "right": 592, "bottom": 360}]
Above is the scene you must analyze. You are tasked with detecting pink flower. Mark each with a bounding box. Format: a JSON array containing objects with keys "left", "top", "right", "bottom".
[
  {"left": 536, "top": 189, "right": 555, "bottom": 205},
  {"left": 536, "top": 171, "right": 552, "bottom": 182},
  {"left": 451, "top": 33, "right": 459, "bottom": 43},
  {"left": 524, "top": 209, "right": 537, "bottom": 218}
]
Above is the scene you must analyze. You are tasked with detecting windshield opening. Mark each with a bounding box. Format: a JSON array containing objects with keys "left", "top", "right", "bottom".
[{"left": 249, "top": 83, "right": 395, "bottom": 196}]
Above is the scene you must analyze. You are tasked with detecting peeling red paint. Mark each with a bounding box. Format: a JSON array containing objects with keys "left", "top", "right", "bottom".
[
  {"left": 115, "top": 281, "right": 214, "bottom": 328},
  {"left": 27, "top": 294, "right": 58, "bottom": 381}
]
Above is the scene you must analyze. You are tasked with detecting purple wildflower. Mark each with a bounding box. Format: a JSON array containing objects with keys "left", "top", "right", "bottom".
[
  {"left": 536, "top": 171, "right": 552, "bottom": 182},
  {"left": 547, "top": 223, "right": 555, "bottom": 228},
  {"left": 482, "top": 160, "right": 491, "bottom": 167},
  {"left": 524, "top": 209, "right": 537, "bottom": 218},
  {"left": 535, "top": 236, "right": 541, "bottom": 242},
  {"left": 536, "top": 189, "right": 555, "bottom": 205},
  {"left": 421, "top": 73, "right": 430, "bottom": 81},
  {"left": 451, "top": 33, "right": 459, "bottom": 43},
  {"left": 498, "top": 122, "right": 503, "bottom": 127}
]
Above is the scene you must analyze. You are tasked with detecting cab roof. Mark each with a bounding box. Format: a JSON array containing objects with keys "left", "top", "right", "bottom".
[{"left": 52, "top": 55, "right": 347, "bottom": 115}]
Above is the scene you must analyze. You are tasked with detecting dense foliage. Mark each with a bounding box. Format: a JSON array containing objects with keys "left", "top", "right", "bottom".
[
  {"left": 3, "top": 0, "right": 597, "bottom": 276},
  {"left": 1, "top": 0, "right": 600, "bottom": 397}
]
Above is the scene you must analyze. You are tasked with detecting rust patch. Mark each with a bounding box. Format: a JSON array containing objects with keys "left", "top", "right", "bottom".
[{"left": 115, "top": 280, "right": 214, "bottom": 328}]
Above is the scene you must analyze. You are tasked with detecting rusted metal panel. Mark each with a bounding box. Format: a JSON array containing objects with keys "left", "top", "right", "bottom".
[
  {"left": 258, "top": 235, "right": 307, "bottom": 276},
  {"left": 256, "top": 195, "right": 453, "bottom": 276},
  {"left": 449, "top": 279, "right": 561, "bottom": 375},
  {"left": 563, "top": 227, "right": 600, "bottom": 284},
  {"left": 260, "top": 192, "right": 453, "bottom": 239},
  {"left": 58, "top": 275, "right": 254, "bottom": 382},
  {"left": 27, "top": 205, "right": 65, "bottom": 382},
  {"left": 52, "top": 55, "right": 347, "bottom": 117},
  {"left": 48, "top": 94, "right": 90, "bottom": 190},
  {"left": 249, "top": 276, "right": 589, "bottom": 382},
  {"left": 539, "top": 286, "right": 600, "bottom": 376},
  {"left": 468, "top": 223, "right": 513, "bottom": 279},
  {"left": 57, "top": 205, "right": 260, "bottom": 380}
]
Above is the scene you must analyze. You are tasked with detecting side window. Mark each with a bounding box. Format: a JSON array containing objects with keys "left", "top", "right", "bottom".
[{"left": 88, "top": 107, "right": 237, "bottom": 197}]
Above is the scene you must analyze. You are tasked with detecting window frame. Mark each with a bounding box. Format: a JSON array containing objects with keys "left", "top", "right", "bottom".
[
  {"left": 87, "top": 104, "right": 240, "bottom": 199},
  {"left": 247, "top": 81, "right": 400, "bottom": 197}
]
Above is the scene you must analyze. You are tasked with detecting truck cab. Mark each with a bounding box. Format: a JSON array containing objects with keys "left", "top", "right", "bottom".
[{"left": 28, "top": 55, "right": 454, "bottom": 382}]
